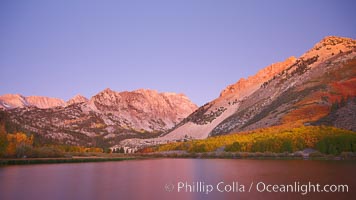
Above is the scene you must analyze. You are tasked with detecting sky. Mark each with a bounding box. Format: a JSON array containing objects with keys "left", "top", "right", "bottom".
[{"left": 0, "top": 0, "right": 355, "bottom": 106}]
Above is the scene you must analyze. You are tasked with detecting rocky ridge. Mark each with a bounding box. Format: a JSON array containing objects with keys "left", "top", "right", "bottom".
[
  {"left": 2, "top": 89, "right": 197, "bottom": 147},
  {"left": 119, "top": 36, "right": 356, "bottom": 149},
  {"left": 0, "top": 94, "right": 65, "bottom": 109}
]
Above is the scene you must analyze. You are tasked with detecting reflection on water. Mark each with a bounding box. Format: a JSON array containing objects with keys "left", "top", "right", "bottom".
[{"left": 0, "top": 159, "right": 355, "bottom": 200}]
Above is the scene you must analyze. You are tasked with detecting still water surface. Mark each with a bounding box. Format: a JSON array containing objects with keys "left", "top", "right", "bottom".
[{"left": 0, "top": 159, "right": 355, "bottom": 200}]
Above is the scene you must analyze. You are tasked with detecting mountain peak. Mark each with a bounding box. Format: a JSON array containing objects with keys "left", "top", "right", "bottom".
[
  {"left": 0, "top": 94, "right": 28, "bottom": 109},
  {"left": 102, "top": 88, "right": 115, "bottom": 93},
  {"left": 66, "top": 94, "right": 88, "bottom": 105},
  {"left": 134, "top": 88, "right": 159, "bottom": 95},
  {"left": 312, "top": 36, "right": 356, "bottom": 52},
  {"left": 300, "top": 36, "right": 356, "bottom": 64},
  {"left": 319, "top": 35, "right": 355, "bottom": 46},
  {"left": 26, "top": 96, "right": 65, "bottom": 109},
  {"left": 219, "top": 36, "right": 356, "bottom": 100},
  {"left": 88, "top": 87, "right": 198, "bottom": 132},
  {"left": 0, "top": 94, "right": 66, "bottom": 109}
]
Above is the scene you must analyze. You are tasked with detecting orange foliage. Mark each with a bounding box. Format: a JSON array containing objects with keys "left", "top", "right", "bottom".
[
  {"left": 157, "top": 125, "right": 356, "bottom": 153},
  {"left": 323, "top": 59, "right": 356, "bottom": 103},
  {"left": 330, "top": 78, "right": 356, "bottom": 99},
  {"left": 140, "top": 147, "right": 155, "bottom": 153},
  {"left": 6, "top": 132, "right": 33, "bottom": 156},
  {"left": 84, "top": 147, "right": 103, "bottom": 153},
  {"left": 282, "top": 104, "right": 330, "bottom": 126},
  {"left": 312, "top": 78, "right": 356, "bottom": 108},
  {"left": 282, "top": 60, "right": 356, "bottom": 125}
]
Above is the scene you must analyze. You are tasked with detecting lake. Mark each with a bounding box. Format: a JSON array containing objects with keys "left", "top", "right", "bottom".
[{"left": 0, "top": 159, "right": 355, "bottom": 200}]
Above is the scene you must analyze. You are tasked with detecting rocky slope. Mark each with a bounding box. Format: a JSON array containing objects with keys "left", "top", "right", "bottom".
[
  {"left": 220, "top": 56, "right": 297, "bottom": 98},
  {"left": 1, "top": 89, "right": 197, "bottom": 147},
  {"left": 313, "top": 97, "right": 356, "bottom": 131},
  {"left": 88, "top": 88, "right": 197, "bottom": 132},
  {"left": 119, "top": 36, "right": 356, "bottom": 149}
]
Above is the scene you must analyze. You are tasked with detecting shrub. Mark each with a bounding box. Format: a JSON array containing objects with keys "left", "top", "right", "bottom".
[
  {"left": 16, "top": 144, "right": 33, "bottom": 158},
  {"left": 32, "top": 146, "right": 65, "bottom": 158},
  {"left": 0, "top": 125, "right": 8, "bottom": 157},
  {"left": 157, "top": 125, "right": 356, "bottom": 155},
  {"left": 225, "top": 142, "right": 242, "bottom": 152},
  {"left": 281, "top": 139, "right": 293, "bottom": 153},
  {"left": 189, "top": 143, "right": 207, "bottom": 153},
  {"left": 316, "top": 135, "right": 356, "bottom": 155}
]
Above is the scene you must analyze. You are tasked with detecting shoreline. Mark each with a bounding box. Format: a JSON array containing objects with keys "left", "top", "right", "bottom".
[
  {"left": 1, "top": 152, "right": 356, "bottom": 165},
  {"left": 0, "top": 156, "right": 139, "bottom": 165}
]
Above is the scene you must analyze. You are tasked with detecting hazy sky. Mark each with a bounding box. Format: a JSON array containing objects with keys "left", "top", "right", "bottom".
[{"left": 1, "top": 0, "right": 355, "bottom": 105}]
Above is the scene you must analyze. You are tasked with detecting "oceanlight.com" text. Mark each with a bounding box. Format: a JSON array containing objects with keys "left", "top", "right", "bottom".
[{"left": 172, "top": 181, "right": 349, "bottom": 195}]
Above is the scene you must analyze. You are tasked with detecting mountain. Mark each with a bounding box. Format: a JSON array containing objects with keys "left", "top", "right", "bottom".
[
  {"left": 0, "top": 94, "right": 65, "bottom": 109},
  {"left": 26, "top": 96, "right": 65, "bottom": 109},
  {"left": 1, "top": 89, "right": 197, "bottom": 147},
  {"left": 0, "top": 93, "right": 89, "bottom": 109},
  {"left": 89, "top": 88, "right": 197, "bottom": 131},
  {"left": 66, "top": 94, "right": 88, "bottom": 105},
  {"left": 165, "top": 56, "right": 297, "bottom": 139},
  {"left": 119, "top": 36, "right": 356, "bottom": 148},
  {"left": 208, "top": 36, "right": 356, "bottom": 135},
  {"left": 0, "top": 94, "right": 29, "bottom": 109}
]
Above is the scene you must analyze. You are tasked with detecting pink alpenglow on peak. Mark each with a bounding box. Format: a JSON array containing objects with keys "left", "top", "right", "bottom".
[
  {"left": 219, "top": 56, "right": 297, "bottom": 99},
  {"left": 26, "top": 96, "right": 65, "bottom": 109},
  {"left": 0, "top": 94, "right": 29, "bottom": 109},
  {"left": 89, "top": 88, "right": 198, "bottom": 131},
  {"left": 66, "top": 94, "right": 88, "bottom": 105},
  {"left": 1, "top": 88, "right": 198, "bottom": 145},
  {"left": 0, "top": 94, "right": 65, "bottom": 109}
]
